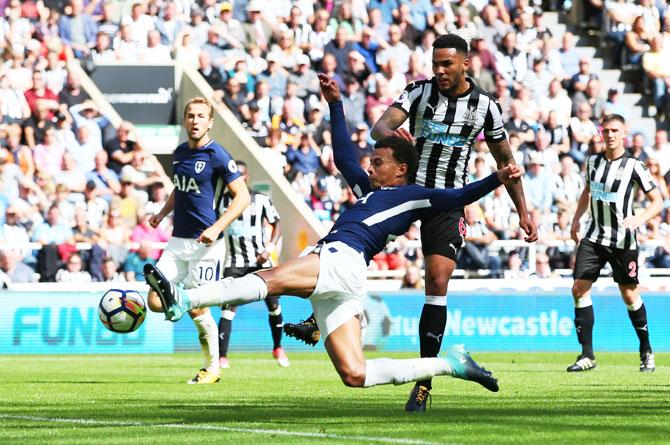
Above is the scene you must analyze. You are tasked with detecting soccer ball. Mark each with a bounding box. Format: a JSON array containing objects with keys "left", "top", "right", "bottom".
[{"left": 98, "top": 289, "right": 147, "bottom": 333}]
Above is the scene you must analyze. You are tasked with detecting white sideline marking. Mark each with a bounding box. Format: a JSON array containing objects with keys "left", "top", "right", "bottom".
[{"left": 0, "top": 414, "right": 451, "bottom": 445}]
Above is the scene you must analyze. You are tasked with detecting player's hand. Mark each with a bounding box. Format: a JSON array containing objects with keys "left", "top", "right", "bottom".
[
  {"left": 496, "top": 165, "right": 522, "bottom": 185},
  {"left": 622, "top": 214, "right": 645, "bottom": 231},
  {"left": 256, "top": 251, "right": 271, "bottom": 264},
  {"left": 318, "top": 73, "right": 341, "bottom": 103},
  {"left": 570, "top": 219, "right": 581, "bottom": 243},
  {"left": 519, "top": 215, "right": 538, "bottom": 243},
  {"left": 197, "top": 227, "right": 220, "bottom": 246},
  {"left": 391, "top": 128, "right": 414, "bottom": 142},
  {"left": 149, "top": 214, "right": 163, "bottom": 228}
]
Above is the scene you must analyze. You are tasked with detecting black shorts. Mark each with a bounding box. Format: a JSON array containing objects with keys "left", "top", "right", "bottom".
[
  {"left": 224, "top": 266, "right": 263, "bottom": 278},
  {"left": 573, "top": 239, "right": 639, "bottom": 285},
  {"left": 420, "top": 208, "right": 466, "bottom": 261}
]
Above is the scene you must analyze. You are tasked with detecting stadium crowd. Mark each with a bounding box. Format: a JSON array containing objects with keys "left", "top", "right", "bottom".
[{"left": 0, "top": 0, "right": 669, "bottom": 287}]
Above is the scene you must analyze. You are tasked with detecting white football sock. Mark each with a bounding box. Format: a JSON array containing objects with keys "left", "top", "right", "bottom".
[
  {"left": 187, "top": 274, "right": 268, "bottom": 309},
  {"left": 192, "top": 311, "right": 219, "bottom": 373},
  {"left": 363, "top": 358, "right": 452, "bottom": 387}
]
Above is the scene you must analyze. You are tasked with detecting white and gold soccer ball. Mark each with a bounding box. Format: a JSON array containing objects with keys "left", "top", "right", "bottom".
[{"left": 98, "top": 289, "right": 147, "bottom": 334}]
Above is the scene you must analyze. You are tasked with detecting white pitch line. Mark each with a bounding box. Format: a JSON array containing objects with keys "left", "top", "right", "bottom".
[{"left": 0, "top": 414, "right": 453, "bottom": 445}]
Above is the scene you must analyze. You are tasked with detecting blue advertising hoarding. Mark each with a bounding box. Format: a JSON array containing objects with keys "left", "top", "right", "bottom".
[{"left": 0, "top": 292, "right": 173, "bottom": 354}]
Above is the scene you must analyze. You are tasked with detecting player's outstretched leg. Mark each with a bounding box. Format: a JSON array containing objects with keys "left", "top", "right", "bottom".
[
  {"left": 283, "top": 313, "right": 320, "bottom": 346},
  {"left": 144, "top": 263, "right": 190, "bottom": 321},
  {"left": 445, "top": 344, "right": 499, "bottom": 392}
]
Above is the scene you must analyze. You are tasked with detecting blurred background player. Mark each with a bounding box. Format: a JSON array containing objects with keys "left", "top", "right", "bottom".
[
  {"left": 218, "top": 160, "right": 288, "bottom": 369},
  {"left": 146, "top": 97, "right": 250, "bottom": 384},
  {"left": 568, "top": 114, "right": 662, "bottom": 373}
]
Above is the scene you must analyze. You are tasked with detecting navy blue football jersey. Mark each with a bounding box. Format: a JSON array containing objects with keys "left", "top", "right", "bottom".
[
  {"left": 321, "top": 101, "right": 501, "bottom": 263},
  {"left": 171, "top": 140, "right": 241, "bottom": 238}
]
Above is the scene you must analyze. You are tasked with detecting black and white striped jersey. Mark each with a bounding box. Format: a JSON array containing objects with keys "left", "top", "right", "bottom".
[
  {"left": 220, "top": 191, "right": 280, "bottom": 268},
  {"left": 583, "top": 153, "right": 656, "bottom": 249},
  {"left": 391, "top": 77, "right": 506, "bottom": 189}
]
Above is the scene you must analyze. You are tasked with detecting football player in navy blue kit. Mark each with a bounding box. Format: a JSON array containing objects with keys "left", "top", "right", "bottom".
[
  {"left": 144, "top": 75, "right": 518, "bottom": 393},
  {"left": 146, "top": 97, "right": 250, "bottom": 384}
]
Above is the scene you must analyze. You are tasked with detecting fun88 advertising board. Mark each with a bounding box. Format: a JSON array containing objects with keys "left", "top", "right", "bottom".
[{"left": 0, "top": 292, "right": 173, "bottom": 354}]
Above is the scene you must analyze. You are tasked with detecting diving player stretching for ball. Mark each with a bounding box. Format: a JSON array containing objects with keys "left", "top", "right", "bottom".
[
  {"left": 147, "top": 97, "right": 250, "bottom": 384},
  {"left": 144, "top": 75, "right": 518, "bottom": 394}
]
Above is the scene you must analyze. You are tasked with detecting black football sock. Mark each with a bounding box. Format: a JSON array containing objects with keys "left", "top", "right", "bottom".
[
  {"left": 218, "top": 316, "right": 233, "bottom": 358},
  {"left": 574, "top": 305, "right": 595, "bottom": 359},
  {"left": 416, "top": 304, "right": 447, "bottom": 390},
  {"left": 627, "top": 304, "right": 651, "bottom": 354},
  {"left": 269, "top": 313, "right": 284, "bottom": 349}
]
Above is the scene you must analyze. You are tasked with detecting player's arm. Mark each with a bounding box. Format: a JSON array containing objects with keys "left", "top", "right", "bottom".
[
  {"left": 319, "top": 73, "right": 372, "bottom": 198},
  {"left": 370, "top": 106, "right": 412, "bottom": 141},
  {"left": 257, "top": 199, "right": 282, "bottom": 264},
  {"left": 623, "top": 187, "right": 663, "bottom": 231},
  {"left": 149, "top": 189, "right": 175, "bottom": 228},
  {"left": 570, "top": 183, "right": 591, "bottom": 243},
  {"left": 199, "top": 176, "right": 251, "bottom": 245},
  {"left": 429, "top": 166, "right": 521, "bottom": 212}
]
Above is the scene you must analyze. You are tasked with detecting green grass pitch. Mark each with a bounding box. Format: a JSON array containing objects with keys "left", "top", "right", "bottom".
[{"left": 1, "top": 352, "right": 668, "bottom": 444}]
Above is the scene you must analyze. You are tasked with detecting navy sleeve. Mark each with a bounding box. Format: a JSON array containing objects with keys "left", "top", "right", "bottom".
[
  {"left": 214, "top": 146, "right": 242, "bottom": 184},
  {"left": 329, "top": 100, "right": 371, "bottom": 198},
  {"left": 428, "top": 173, "right": 502, "bottom": 211}
]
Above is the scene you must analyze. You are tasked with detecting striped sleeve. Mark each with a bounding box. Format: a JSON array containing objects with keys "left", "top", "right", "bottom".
[
  {"left": 483, "top": 97, "right": 506, "bottom": 142},
  {"left": 632, "top": 160, "right": 657, "bottom": 193},
  {"left": 390, "top": 81, "right": 424, "bottom": 115},
  {"left": 261, "top": 195, "right": 280, "bottom": 224},
  {"left": 585, "top": 156, "right": 591, "bottom": 187}
]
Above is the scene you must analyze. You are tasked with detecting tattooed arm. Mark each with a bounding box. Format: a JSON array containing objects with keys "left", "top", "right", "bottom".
[{"left": 487, "top": 138, "right": 538, "bottom": 242}]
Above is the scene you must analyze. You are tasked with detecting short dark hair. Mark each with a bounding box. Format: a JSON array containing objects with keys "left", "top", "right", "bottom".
[
  {"left": 601, "top": 114, "right": 626, "bottom": 126},
  {"left": 432, "top": 34, "right": 469, "bottom": 55},
  {"left": 374, "top": 136, "right": 418, "bottom": 179}
]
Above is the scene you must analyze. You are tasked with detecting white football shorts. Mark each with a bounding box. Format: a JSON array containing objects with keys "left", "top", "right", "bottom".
[
  {"left": 308, "top": 241, "right": 368, "bottom": 339},
  {"left": 156, "top": 237, "right": 226, "bottom": 289}
]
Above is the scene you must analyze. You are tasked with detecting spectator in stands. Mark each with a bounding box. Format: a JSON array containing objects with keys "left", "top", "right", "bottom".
[
  {"left": 123, "top": 241, "right": 156, "bottom": 282},
  {"left": 2, "top": 123, "right": 34, "bottom": 178},
  {"left": 86, "top": 151, "right": 120, "bottom": 200},
  {"left": 154, "top": 1, "right": 186, "bottom": 50},
  {"left": 54, "top": 152, "right": 86, "bottom": 193},
  {"left": 476, "top": 4, "right": 510, "bottom": 49},
  {"left": 283, "top": 82, "right": 305, "bottom": 125},
  {"left": 341, "top": 77, "right": 366, "bottom": 132},
  {"left": 329, "top": 1, "right": 363, "bottom": 38},
  {"left": 458, "top": 205, "right": 502, "bottom": 277},
  {"left": 289, "top": 53, "right": 320, "bottom": 102},
  {"left": 572, "top": 78, "right": 606, "bottom": 123},
  {"left": 544, "top": 110, "right": 571, "bottom": 155},
  {"left": 125, "top": 1, "right": 155, "bottom": 45},
  {"left": 546, "top": 208, "right": 573, "bottom": 269},
  {"left": 376, "top": 24, "right": 411, "bottom": 74},
  {"left": 523, "top": 57, "right": 552, "bottom": 102},
  {"left": 405, "top": 52, "right": 428, "bottom": 83},
  {"left": 534, "top": 251, "right": 553, "bottom": 278},
  {"left": 104, "top": 121, "right": 140, "bottom": 175},
  {"left": 222, "top": 77, "right": 248, "bottom": 122},
  {"left": 99, "top": 209, "right": 129, "bottom": 266},
  {"left": 558, "top": 31, "right": 581, "bottom": 79},
  {"left": 23, "top": 100, "right": 57, "bottom": 149},
  {"left": 532, "top": 129, "right": 560, "bottom": 172},
  {"left": 58, "top": 71, "right": 90, "bottom": 111},
  {"left": 624, "top": 15, "right": 653, "bottom": 67},
  {"left": 504, "top": 249, "right": 528, "bottom": 279},
  {"left": 258, "top": 53, "right": 288, "bottom": 100},
  {"left": 627, "top": 132, "right": 651, "bottom": 162},
  {"left": 197, "top": 50, "right": 226, "bottom": 103},
  {"left": 524, "top": 155, "right": 554, "bottom": 213},
  {"left": 495, "top": 31, "right": 528, "bottom": 89},
  {"left": 642, "top": 34, "right": 670, "bottom": 119},
  {"left": 647, "top": 158, "right": 670, "bottom": 200},
  {"left": 0, "top": 206, "right": 30, "bottom": 257},
  {"left": 539, "top": 78, "right": 572, "bottom": 127},
  {"left": 95, "top": 2, "right": 120, "bottom": 39},
  {"left": 395, "top": 3, "right": 421, "bottom": 48},
  {"left": 101, "top": 255, "right": 126, "bottom": 282},
  {"left": 343, "top": 50, "right": 372, "bottom": 87},
  {"left": 33, "top": 127, "right": 65, "bottom": 176},
  {"left": 241, "top": 0, "right": 273, "bottom": 52},
  {"left": 553, "top": 154, "right": 584, "bottom": 213},
  {"left": 569, "top": 58, "right": 599, "bottom": 95},
  {"left": 68, "top": 125, "right": 102, "bottom": 174},
  {"left": 91, "top": 31, "right": 116, "bottom": 63},
  {"left": 57, "top": 0, "right": 98, "bottom": 58},
  {"left": 142, "top": 29, "right": 172, "bottom": 62},
  {"left": 320, "top": 53, "right": 345, "bottom": 91},
  {"left": 0, "top": 249, "right": 36, "bottom": 287},
  {"left": 116, "top": 173, "right": 144, "bottom": 224},
  {"left": 364, "top": 76, "right": 393, "bottom": 123},
  {"left": 307, "top": 9, "right": 334, "bottom": 64},
  {"left": 130, "top": 210, "right": 169, "bottom": 260},
  {"left": 648, "top": 129, "right": 670, "bottom": 175},
  {"left": 482, "top": 186, "right": 515, "bottom": 240},
  {"left": 31, "top": 204, "right": 74, "bottom": 246},
  {"left": 286, "top": 132, "right": 321, "bottom": 178},
  {"left": 505, "top": 100, "right": 535, "bottom": 149},
  {"left": 568, "top": 102, "right": 599, "bottom": 165},
  {"left": 401, "top": 264, "right": 424, "bottom": 289},
  {"left": 114, "top": 23, "right": 144, "bottom": 62},
  {"left": 280, "top": 6, "right": 312, "bottom": 55},
  {"left": 72, "top": 207, "right": 99, "bottom": 245},
  {"left": 268, "top": 30, "right": 303, "bottom": 71},
  {"left": 449, "top": 6, "right": 476, "bottom": 46},
  {"left": 354, "top": 27, "right": 382, "bottom": 74},
  {"left": 55, "top": 252, "right": 92, "bottom": 283}
]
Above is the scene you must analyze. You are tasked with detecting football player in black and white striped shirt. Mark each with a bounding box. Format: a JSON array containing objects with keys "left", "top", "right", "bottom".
[
  {"left": 217, "top": 161, "right": 289, "bottom": 369},
  {"left": 568, "top": 114, "right": 663, "bottom": 373},
  {"left": 370, "top": 34, "right": 537, "bottom": 411}
]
